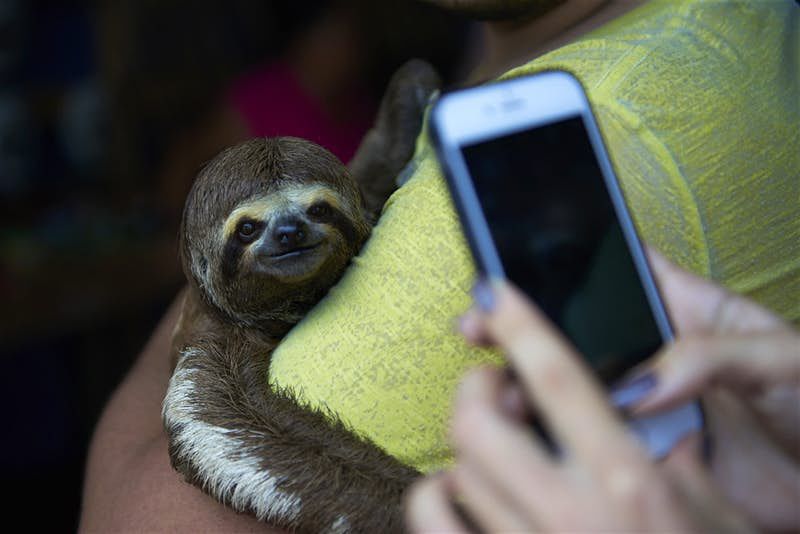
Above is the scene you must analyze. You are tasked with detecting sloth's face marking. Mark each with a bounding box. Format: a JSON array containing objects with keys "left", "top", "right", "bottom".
[
  {"left": 180, "top": 138, "right": 370, "bottom": 328},
  {"left": 218, "top": 184, "right": 357, "bottom": 285},
  {"left": 205, "top": 183, "right": 365, "bottom": 326},
  {"left": 221, "top": 184, "right": 359, "bottom": 240}
]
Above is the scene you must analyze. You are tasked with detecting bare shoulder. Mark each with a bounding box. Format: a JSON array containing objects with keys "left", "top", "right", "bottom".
[
  {"left": 80, "top": 434, "right": 283, "bottom": 533},
  {"left": 78, "top": 295, "right": 286, "bottom": 533}
]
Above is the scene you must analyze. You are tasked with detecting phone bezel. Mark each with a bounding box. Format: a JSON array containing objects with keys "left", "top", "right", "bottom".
[
  {"left": 430, "top": 71, "right": 674, "bottom": 344},
  {"left": 429, "top": 70, "right": 704, "bottom": 459}
]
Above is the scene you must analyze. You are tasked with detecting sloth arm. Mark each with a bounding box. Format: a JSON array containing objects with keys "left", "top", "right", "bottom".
[
  {"left": 79, "top": 295, "right": 287, "bottom": 534},
  {"left": 348, "top": 59, "right": 440, "bottom": 216},
  {"left": 164, "top": 316, "right": 421, "bottom": 533}
]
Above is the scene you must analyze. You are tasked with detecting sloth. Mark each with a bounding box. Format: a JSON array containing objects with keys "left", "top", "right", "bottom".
[{"left": 163, "top": 60, "right": 440, "bottom": 533}]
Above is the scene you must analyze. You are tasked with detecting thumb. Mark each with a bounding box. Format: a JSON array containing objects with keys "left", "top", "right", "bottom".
[
  {"left": 631, "top": 332, "right": 800, "bottom": 415},
  {"left": 647, "top": 249, "right": 786, "bottom": 335}
]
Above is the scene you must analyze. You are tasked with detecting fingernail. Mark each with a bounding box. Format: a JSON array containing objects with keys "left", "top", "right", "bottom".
[
  {"left": 472, "top": 279, "right": 495, "bottom": 312},
  {"left": 456, "top": 314, "right": 472, "bottom": 338},
  {"left": 458, "top": 312, "right": 484, "bottom": 344},
  {"left": 611, "top": 372, "right": 658, "bottom": 408}
]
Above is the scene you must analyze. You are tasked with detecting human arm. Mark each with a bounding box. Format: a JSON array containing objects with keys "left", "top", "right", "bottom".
[{"left": 79, "top": 294, "right": 287, "bottom": 533}]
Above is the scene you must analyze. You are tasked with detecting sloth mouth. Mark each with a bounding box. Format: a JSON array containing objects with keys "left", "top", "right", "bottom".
[{"left": 268, "top": 243, "right": 321, "bottom": 260}]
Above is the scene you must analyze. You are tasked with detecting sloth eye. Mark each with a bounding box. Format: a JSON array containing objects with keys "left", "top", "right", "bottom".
[
  {"left": 308, "top": 202, "right": 331, "bottom": 218},
  {"left": 237, "top": 220, "right": 260, "bottom": 243}
]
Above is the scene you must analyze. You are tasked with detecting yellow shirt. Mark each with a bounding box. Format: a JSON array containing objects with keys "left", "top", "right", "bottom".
[{"left": 271, "top": 0, "right": 799, "bottom": 473}]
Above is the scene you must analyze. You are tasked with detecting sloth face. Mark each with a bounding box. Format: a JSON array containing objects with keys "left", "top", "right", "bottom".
[
  {"left": 210, "top": 183, "right": 366, "bottom": 322},
  {"left": 180, "top": 137, "right": 370, "bottom": 327},
  {"left": 222, "top": 184, "right": 359, "bottom": 282}
]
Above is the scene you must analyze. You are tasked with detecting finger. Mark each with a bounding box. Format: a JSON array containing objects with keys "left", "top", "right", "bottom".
[
  {"left": 646, "top": 248, "right": 727, "bottom": 334},
  {"left": 661, "top": 432, "right": 705, "bottom": 484},
  {"left": 450, "top": 462, "right": 535, "bottom": 532},
  {"left": 452, "top": 367, "right": 551, "bottom": 469},
  {"left": 660, "top": 431, "right": 756, "bottom": 534},
  {"left": 474, "top": 280, "right": 642, "bottom": 465},
  {"left": 457, "top": 309, "right": 493, "bottom": 347},
  {"left": 451, "top": 368, "right": 563, "bottom": 514},
  {"left": 404, "top": 473, "right": 469, "bottom": 533},
  {"left": 647, "top": 248, "right": 787, "bottom": 335},
  {"left": 632, "top": 332, "right": 800, "bottom": 414}
]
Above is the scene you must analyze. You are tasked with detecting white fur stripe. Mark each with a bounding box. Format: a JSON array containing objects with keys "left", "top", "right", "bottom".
[
  {"left": 162, "top": 348, "right": 303, "bottom": 522},
  {"left": 326, "top": 515, "right": 352, "bottom": 534}
]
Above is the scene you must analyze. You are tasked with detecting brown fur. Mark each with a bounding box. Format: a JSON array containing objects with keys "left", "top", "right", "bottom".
[{"left": 164, "top": 60, "right": 441, "bottom": 533}]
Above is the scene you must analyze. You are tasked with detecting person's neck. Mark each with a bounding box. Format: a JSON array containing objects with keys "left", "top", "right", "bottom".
[{"left": 468, "top": 0, "right": 644, "bottom": 83}]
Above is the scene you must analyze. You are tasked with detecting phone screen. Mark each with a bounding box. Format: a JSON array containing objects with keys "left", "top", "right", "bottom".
[{"left": 461, "top": 115, "right": 663, "bottom": 385}]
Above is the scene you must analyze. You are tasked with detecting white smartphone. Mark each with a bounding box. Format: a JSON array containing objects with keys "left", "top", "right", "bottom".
[{"left": 429, "top": 70, "right": 703, "bottom": 458}]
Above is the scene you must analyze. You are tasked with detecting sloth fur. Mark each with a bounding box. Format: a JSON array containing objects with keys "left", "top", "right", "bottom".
[{"left": 163, "top": 60, "right": 440, "bottom": 533}]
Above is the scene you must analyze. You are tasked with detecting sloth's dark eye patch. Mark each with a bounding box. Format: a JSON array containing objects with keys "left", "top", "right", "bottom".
[
  {"left": 237, "top": 220, "right": 262, "bottom": 243},
  {"left": 307, "top": 202, "right": 331, "bottom": 219}
]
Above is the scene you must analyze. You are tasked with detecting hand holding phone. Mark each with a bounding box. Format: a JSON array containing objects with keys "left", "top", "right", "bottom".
[
  {"left": 405, "top": 289, "right": 753, "bottom": 533},
  {"left": 429, "top": 70, "right": 703, "bottom": 458}
]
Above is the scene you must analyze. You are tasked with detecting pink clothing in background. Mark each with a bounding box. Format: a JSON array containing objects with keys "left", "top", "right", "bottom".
[{"left": 228, "top": 61, "right": 375, "bottom": 164}]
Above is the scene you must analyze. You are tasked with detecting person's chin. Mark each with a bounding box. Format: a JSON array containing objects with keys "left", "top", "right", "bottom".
[{"left": 421, "top": 0, "right": 565, "bottom": 21}]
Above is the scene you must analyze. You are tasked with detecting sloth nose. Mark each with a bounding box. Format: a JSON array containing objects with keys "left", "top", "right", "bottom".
[{"left": 272, "top": 218, "right": 307, "bottom": 248}]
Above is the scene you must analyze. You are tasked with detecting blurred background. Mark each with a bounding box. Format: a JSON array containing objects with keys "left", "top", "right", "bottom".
[{"left": 0, "top": 0, "right": 473, "bottom": 528}]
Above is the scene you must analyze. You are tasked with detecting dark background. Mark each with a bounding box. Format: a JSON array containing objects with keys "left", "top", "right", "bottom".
[{"left": 0, "top": 0, "right": 472, "bottom": 529}]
